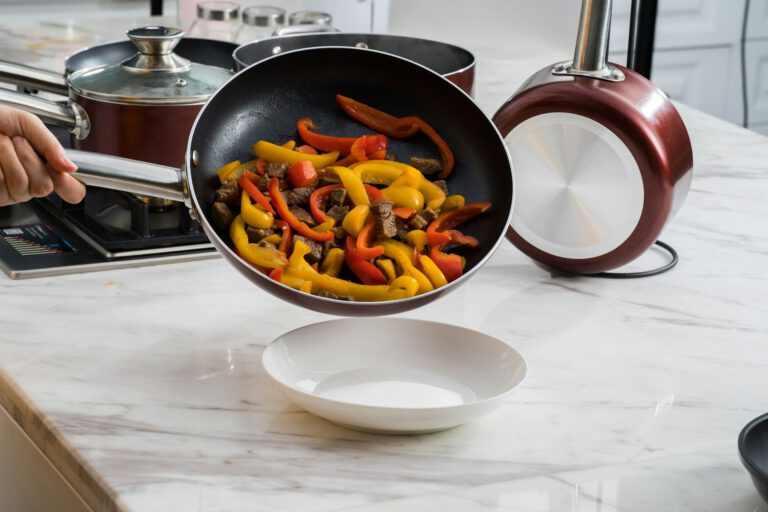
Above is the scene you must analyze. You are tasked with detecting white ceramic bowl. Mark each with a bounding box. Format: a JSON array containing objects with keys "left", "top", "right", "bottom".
[{"left": 262, "top": 318, "right": 527, "bottom": 434}]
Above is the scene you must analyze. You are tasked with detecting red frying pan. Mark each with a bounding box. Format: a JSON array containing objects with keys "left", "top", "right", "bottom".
[{"left": 493, "top": 0, "right": 693, "bottom": 274}]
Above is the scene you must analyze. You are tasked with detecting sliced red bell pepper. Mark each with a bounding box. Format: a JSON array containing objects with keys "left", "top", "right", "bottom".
[
  {"left": 297, "top": 118, "right": 388, "bottom": 155},
  {"left": 295, "top": 144, "right": 318, "bottom": 155},
  {"left": 445, "top": 229, "right": 479, "bottom": 247},
  {"left": 336, "top": 95, "right": 419, "bottom": 138},
  {"left": 269, "top": 178, "right": 334, "bottom": 242},
  {"left": 255, "top": 159, "right": 267, "bottom": 176},
  {"left": 350, "top": 135, "right": 369, "bottom": 163},
  {"left": 277, "top": 221, "right": 293, "bottom": 254},
  {"left": 287, "top": 160, "right": 318, "bottom": 188},
  {"left": 268, "top": 267, "right": 283, "bottom": 282},
  {"left": 344, "top": 236, "right": 387, "bottom": 285},
  {"left": 355, "top": 219, "right": 384, "bottom": 259},
  {"left": 393, "top": 207, "right": 416, "bottom": 220},
  {"left": 426, "top": 203, "right": 491, "bottom": 282},
  {"left": 240, "top": 172, "right": 275, "bottom": 214},
  {"left": 336, "top": 95, "right": 455, "bottom": 179},
  {"left": 309, "top": 183, "right": 383, "bottom": 224}
]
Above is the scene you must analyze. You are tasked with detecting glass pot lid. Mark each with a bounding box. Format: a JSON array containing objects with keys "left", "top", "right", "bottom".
[{"left": 68, "top": 27, "right": 232, "bottom": 105}]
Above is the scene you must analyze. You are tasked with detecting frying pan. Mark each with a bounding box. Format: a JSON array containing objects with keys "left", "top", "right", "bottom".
[
  {"left": 64, "top": 47, "right": 514, "bottom": 316},
  {"left": 233, "top": 33, "right": 476, "bottom": 96},
  {"left": 0, "top": 37, "right": 237, "bottom": 96}
]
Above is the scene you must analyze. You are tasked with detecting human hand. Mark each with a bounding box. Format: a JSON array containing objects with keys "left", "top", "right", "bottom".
[{"left": 0, "top": 106, "right": 85, "bottom": 206}]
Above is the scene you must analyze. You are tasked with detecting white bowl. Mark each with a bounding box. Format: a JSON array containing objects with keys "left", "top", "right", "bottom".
[{"left": 262, "top": 318, "right": 527, "bottom": 434}]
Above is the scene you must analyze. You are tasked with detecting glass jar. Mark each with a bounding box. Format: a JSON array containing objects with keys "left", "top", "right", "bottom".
[
  {"left": 236, "top": 5, "right": 286, "bottom": 43},
  {"left": 288, "top": 10, "right": 332, "bottom": 26},
  {"left": 188, "top": 1, "right": 241, "bottom": 42}
]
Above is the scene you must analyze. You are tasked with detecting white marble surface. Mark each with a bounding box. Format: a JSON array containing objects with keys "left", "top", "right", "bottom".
[{"left": 0, "top": 12, "right": 767, "bottom": 512}]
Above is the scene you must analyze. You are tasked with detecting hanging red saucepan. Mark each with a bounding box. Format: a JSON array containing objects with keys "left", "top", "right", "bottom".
[
  {"left": 0, "top": 27, "right": 232, "bottom": 170},
  {"left": 233, "top": 33, "right": 476, "bottom": 96},
  {"left": 492, "top": 0, "right": 693, "bottom": 274},
  {"left": 0, "top": 36, "right": 237, "bottom": 96},
  {"left": 62, "top": 47, "right": 514, "bottom": 316}
]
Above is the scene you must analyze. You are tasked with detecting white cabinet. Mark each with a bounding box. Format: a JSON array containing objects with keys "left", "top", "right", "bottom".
[
  {"left": 747, "top": 0, "right": 768, "bottom": 40},
  {"left": 0, "top": 406, "right": 91, "bottom": 512},
  {"left": 745, "top": 40, "right": 768, "bottom": 124}
]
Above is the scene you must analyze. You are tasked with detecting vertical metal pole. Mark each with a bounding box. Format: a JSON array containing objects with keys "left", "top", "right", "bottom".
[
  {"left": 572, "top": 0, "right": 614, "bottom": 73},
  {"left": 150, "top": 0, "right": 163, "bottom": 16},
  {"left": 627, "top": 0, "right": 658, "bottom": 78}
]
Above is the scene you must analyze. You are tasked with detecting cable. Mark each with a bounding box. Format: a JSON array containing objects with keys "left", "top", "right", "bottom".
[
  {"left": 741, "top": 0, "right": 751, "bottom": 127},
  {"left": 576, "top": 240, "right": 678, "bottom": 279}
]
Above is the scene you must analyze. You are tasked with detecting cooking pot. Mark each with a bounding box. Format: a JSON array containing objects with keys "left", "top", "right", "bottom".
[
  {"left": 492, "top": 0, "right": 692, "bottom": 274},
  {"left": 63, "top": 46, "right": 513, "bottom": 316},
  {"left": 0, "top": 27, "right": 232, "bottom": 171},
  {"left": 0, "top": 36, "right": 237, "bottom": 96},
  {"left": 233, "top": 33, "right": 476, "bottom": 96}
]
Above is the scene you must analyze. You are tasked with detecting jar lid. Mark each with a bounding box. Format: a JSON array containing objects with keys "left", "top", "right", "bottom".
[
  {"left": 68, "top": 27, "right": 232, "bottom": 105},
  {"left": 242, "top": 5, "right": 285, "bottom": 27},
  {"left": 288, "top": 11, "right": 332, "bottom": 26},
  {"left": 197, "top": 1, "right": 240, "bottom": 21}
]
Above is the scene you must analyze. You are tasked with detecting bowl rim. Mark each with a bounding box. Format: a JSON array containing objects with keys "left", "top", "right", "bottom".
[
  {"left": 261, "top": 318, "right": 527, "bottom": 413},
  {"left": 738, "top": 412, "right": 768, "bottom": 482}
]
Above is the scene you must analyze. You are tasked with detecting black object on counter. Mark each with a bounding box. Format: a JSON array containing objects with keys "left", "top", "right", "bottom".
[
  {"left": 627, "top": 0, "right": 658, "bottom": 78},
  {"left": 739, "top": 413, "right": 768, "bottom": 504}
]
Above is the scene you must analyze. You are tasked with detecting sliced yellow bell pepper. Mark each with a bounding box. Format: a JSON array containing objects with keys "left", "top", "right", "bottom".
[
  {"left": 299, "top": 280, "right": 313, "bottom": 294},
  {"left": 350, "top": 162, "right": 402, "bottom": 185},
  {"left": 286, "top": 241, "right": 419, "bottom": 300},
  {"left": 441, "top": 194, "right": 465, "bottom": 210},
  {"left": 419, "top": 255, "right": 448, "bottom": 288},
  {"left": 282, "top": 140, "right": 296, "bottom": 149},
  {"left": 381, "top": 186, "right": 425, "bottom": 211},
  {"left": 216, "top": 160, "right": 241, "bottom": 183},
  {"left": 419, "top": 179, "right": 446, "bottom": 210},
  {"left": 253, "top": 140, "right": 339, "bottom": 168},
  {"left": 330, "top": 166, "right": 369, "bottom": 206},
  {"left": 320, "top": 248, "right": 345, "bottom": 277},
  {"left": 380, "top": 240, "right": 433, "bottom": 294},
  {"left": 241, "top": 191, "right": 274, "bottom": 229},
  {"left": 229, "top": 215, "right": 288, "bottom": 269},
  {"left": 390, "top": 166, "right": 423, "bottom": 188},
  {"left": 342, "top": 204, "right": 370, "bottom": 236},
  {"left": 376, "top": 258, "right": 397, "bottom": 283},
  {"left": 315, "top": 218, "right": 335, "bottom": 231},
  {"left": 406, "top": 230, "right": 429, "bottom": 251},
  {"left": 261, "top": 234, "right": 282, "bottom": 245}
]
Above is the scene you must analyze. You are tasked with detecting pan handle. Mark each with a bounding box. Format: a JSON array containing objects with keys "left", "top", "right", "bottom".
[
  {"left": 0, "top": 88, "right": 90, "bottom": 140},
  {"left": 0, "top": 60, "right": 69, "bottom": 96},
  {"left": 66, "top": 149, "right": 188, "bottom": 204}
]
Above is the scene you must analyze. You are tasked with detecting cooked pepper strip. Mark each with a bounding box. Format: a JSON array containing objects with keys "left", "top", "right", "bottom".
[
  {"left": 216, "top": 160, "right": 241, "bottom": 183},
  {"left": 419, "top": 255, "right": 448, "bottom": 288},
  {"left": 253, "top": 140, "right": 339, "bottom": 168},
  {"left": 331, "top": 166, "right": 369, "bottom": 206},
  {"left": 355, "top": 219, "right": 384, "bottom": 259},
  {"left": 269, "top": 267, "right": 283, "bottom": 282},
  {"left": 441, "top": 194, "right": 465, "bottom": 210},
  {"left": 336, "top": 95, "right": 418, "bottom": 138},
  {"left": 393, "top": 207, "right": 416, "bottom": 220},
  {"left": 297, "top": 118, "right": 388, "bottom": 155},
  {"left": 426, "top": 203, "right": 491, "bottom": 282},
  {"left": 344, "top": 236, "right": 387, "bottom": 285},
  {"left": 269, "top": 178, "right": 334, "bottom": 242},
  {"left": 229, "top": 215, "right": 288, "bottom": 269},
  {"left": 381, "top": 186, "right": 424, "bottom": 211},
  {"left": 241, "top": 190, "right": 274, "bottom": 229},
  {"left": 320, "top": 248, "right": 345, "bottom": 277},
  {"left": 336, "top": 96, "right": 454, "bottom": 178},
  {"left": 310, "top": 184, "right": 380, "bottom": 224},
  {"left": 380, "top": 240, "right": 433, "bottom": 294},
  {"left": 376, "top": 258, "right": 397, "bottom": 283},
  {"left": 278, "top": 221, "right": 292, "bottom": 254},
  {"left": 283, "top": 264, "right": 419, "bottom": 301},
  {"left": 406, "top": 230, "right": 429, "bottom": 251},
  {"left": 342, "top": 204, "right": 370, "bottom": 237},
  {"left": 240, "top": 172, "right": 275, "bottom": 214}
]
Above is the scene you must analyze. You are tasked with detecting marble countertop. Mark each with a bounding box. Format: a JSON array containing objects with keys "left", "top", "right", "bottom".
[{"left": 1, "top": 14, "right": 767, "bottom": 512}]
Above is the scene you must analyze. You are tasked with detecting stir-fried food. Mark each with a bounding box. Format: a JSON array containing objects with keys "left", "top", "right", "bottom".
[{"left": 210, "top": 96, "right": 490, "bottom": 302}]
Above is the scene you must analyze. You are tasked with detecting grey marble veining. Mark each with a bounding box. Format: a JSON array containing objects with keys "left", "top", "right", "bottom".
[{"left": 0, "top": 15, "right": 767, "bottom": 512}]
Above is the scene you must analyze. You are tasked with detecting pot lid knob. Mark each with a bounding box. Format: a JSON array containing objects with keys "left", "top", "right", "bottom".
[{"left": 121, "top": 26, "right": 192, "bottom": 73}]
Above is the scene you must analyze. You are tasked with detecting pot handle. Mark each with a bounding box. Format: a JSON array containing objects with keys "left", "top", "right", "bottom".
[
  {"left": 0, "top": 60, "right": 69, "bottom": 96},
  {"left": 66, "top": 149, "right": 188, "bottom": 204},
  {"left": 0, "top": 88, "right": 90, "bottom": 140}
]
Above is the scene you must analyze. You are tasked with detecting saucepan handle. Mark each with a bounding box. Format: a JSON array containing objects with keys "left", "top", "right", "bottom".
[
  {"left": 0, "top": 60, "right": 69, "bottom": 95},
  {"left": 66, "top": 149, "right": 188, "bottom": 205},
  {"left": 0, "top": 88, "right": 90, "bottom": 140}
]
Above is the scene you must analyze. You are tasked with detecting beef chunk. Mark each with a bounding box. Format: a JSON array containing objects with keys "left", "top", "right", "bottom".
[
  {"left": 324, "top": 238, "right": 343, "bottom": 252},
  {"left": 212, "top": 202, "right": 234, "bottom": 231},
  {"left": 433, "top": 180, "right": 448, "bottom": 194},
  {"left": 256, "top": 175, "right": 270, "bottom": 192},
  {"left": 330, "top": 188, "right": 347, "bottom": 207},
  {"left": 371, "top": 199, "right": 397, "bottom": 239},
  {"left": 286, "top": 187, "right": 312, "bottom": 206},
  {"left": 326, "top": 205, "right": 349, "bottom": 224},
  {"left": 289, "top": 206, "right": 315, "bottom": 226},
  {"left": 332, "top": 226, "right": 347, "bottom": 240},
  {"left": 245, "top": 227, "right": 273, "bottom": 243},
  {"left": 265, "top": 162, "right": 290, "bottom": 178},
  {"left": 317, "top": 290, "right": 356, "bottom": 301},
  {"left": 293, "top": 235, "right": 323, "bottom": 264},
  {"left": 409, "top": 207, "right": 439, "bottom": 230},
  {"left": 214, "top": 181, "right": 240, "bottom": 208},
  {"left": 318, "top": 174, "right": 341, "bottom": 187},
  {"left": 410, "top": 157, "right": 442, "bottom": 175}
]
